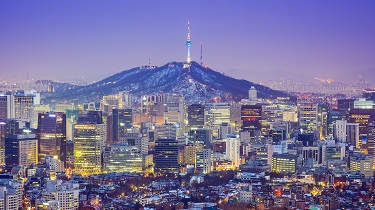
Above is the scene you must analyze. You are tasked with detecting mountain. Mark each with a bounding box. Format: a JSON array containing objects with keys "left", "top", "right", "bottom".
[{"left": 42, "top": 61, "right": 293, "bottom": 103}]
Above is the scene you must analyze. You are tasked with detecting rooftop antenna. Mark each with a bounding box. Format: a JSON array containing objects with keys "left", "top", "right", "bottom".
[{"left": 148, "top": 55, "right": 151, "bottom": 67}]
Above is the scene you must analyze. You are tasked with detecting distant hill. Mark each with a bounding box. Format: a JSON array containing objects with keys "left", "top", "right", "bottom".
[{"left": 42, "top": 61, "right": 293, "bottom": 103}]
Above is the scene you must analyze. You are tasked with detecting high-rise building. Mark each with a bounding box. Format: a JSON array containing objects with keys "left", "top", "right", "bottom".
[
  {"left": 0, "top": 94, "right": 11, "bottom": 119},
  {"left": 112, "top": 108, "right": 132, "bottom": 142},
  {"left": 327, "top": 111, "right": 342, "bottom": 137},
  {"left": 5, "top": 133, "right": 38, "bottom": 172},
  {"left": 187, "top": 104, "right": 205, "bottom": 128},
  {"left": 188, "top": 128, "right": 212, "bottom": 148},
  {"left": 248, "top": 86, "right": 257, "bottom": 101},
  {"left": 350, "top": 155, "right": 373, "bottom": 177},
  {"left": 155, "top": 124, "right": 177, "bottom": 140},
  {"left": 0, "top": 120, "right": 6, "bottom": 166},
  {"left": 154, "top": 138, "right": 179, "bottom": 173},
  {"left": 348, "top": 108, "right": 375, "bottom": 147},
  {"left": 333, "top": 120, "right": 360, "bottom": 147},
  {"left": 367, "top": 124, "right": 375, "bottom": 164},
  {"left": 103, "top": 143, "right": 145, "bottom": 173},
  {"left": 205, "top": 103, "right": 231, "bottom": 127},
  {"left": 37, "top": 112, "right": 66, "bottom": 164},
  {"left": 354, "top": 98, "right": 373, "bottom": 109},
  {"left": 363, "top": 89, "right": 375, "bottom": 101},
  {"left": 241, "top": 105, "right": 262, "bottom": 135},
  {"left": 297, "top": 99, "right": 317, "bottom": 132},
  {"left": 226, "top": 135, "right": 240, "bottom": 168},
  {"left": 73, "top": 111, "right": 106, "bottom": 176}
]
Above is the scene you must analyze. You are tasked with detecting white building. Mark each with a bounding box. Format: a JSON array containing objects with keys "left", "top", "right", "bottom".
[
  {"left": 0, "top": 180, "right": 23, "bottom": 210},
  {"left": 226, "top": 136, "right": 240, "bottom": 168},
  {"left": 41, "top": 180, "right": 80, "bottom": 210}
]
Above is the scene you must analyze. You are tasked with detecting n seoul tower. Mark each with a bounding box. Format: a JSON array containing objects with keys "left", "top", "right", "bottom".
[{"left": 186, "top": 20, "right": 191, "bottom": 64}]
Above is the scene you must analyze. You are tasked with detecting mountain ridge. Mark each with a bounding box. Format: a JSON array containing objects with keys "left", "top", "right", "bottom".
[{"left": 43, "top": 61, "right": 293, "bottom": 103}]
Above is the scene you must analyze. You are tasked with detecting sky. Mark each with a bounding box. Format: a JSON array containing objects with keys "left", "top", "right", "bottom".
[{"left": 0, "top": 1, "right": 374, "bottom": 83}]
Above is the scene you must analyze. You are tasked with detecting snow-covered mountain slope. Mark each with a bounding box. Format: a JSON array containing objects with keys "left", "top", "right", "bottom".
[{"left": 43, "top": 61, "right": 292, "bottom": 103}]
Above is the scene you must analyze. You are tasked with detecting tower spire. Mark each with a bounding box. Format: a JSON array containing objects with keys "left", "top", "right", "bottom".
[{"left": 186, "top": 20, "right": 191, "bottom": 64}]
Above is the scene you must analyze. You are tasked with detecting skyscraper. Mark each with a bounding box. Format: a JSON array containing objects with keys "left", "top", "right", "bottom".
[
  {"left": 248, "top": 86, "right": 257, "bottom": 101},
  {"left": 5, "top": 133, "right": 38, "bottom": 172},
  {"left": 73, "top": 111, "right": 106, "bottom": 176},
  {"left": 37, "top": 112, "right": 66, "bottom": 164},
  {"left": 112, "top": 108, "right": 132, "bottom": 142},
  {"left": 154, "top": 138, "right": 179, "bottom": 173},
  {"left": 241, "top": 105, "right": 262, "bottom": 135},
  {"left": 187, "top": 104, "right": 205, "bottom": 128},
  {"left": 297, "top": 99, "right": 317, "bottom": 132}
]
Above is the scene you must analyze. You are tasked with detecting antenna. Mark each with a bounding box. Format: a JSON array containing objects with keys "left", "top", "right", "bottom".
[
  {"left": 148, "top": 55, "right": 151, "bottom": 67},
  {"left": 200, "top": 41, "right": 203, "bottom": 66}
]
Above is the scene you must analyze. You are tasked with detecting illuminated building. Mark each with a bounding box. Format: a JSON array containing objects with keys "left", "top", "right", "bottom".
[
  {"left": 5, "top": 133, "right": 38, "bottom": 172},
  {"left": 327, "top": 111, "right": 342, "bottom": 137},
  {"left": 218, "top": 122, "right": 235, "bottom": 139},
  {"left": 154, "top": 138, "right": 179, "bottom": 173},
  {"left": 40, "top": 180, "right": 79, "bottom": 210},
  {"left": 55, "top": 103, "right": 75, "bottom": 113},
  {"left": 268, "top": 141, "right": 287, "bottom": 166},
  {"left": 121, "top": 132, "right": 148, "bottom": 155},
  {"left": 73, "top": 111, "right": 106, "bottom": 176},
  {"left": 37, "top": 112, "right": 66, "bottom": 164},
  {"left": 333, "top": 120, "right": 360, "bottom": 147},
  {"left": 363, "top": 89, "right": 375, "bottom": 101},
  {"left": 0, "top": 94, "right": 11, "bottom": 119},
  {"left": 367, "top": 124, "right": 375, "bottom": 165},
  {"left": 103, "top": 143, "right": 148, "bottom": 173},
  {"left": 320, "top": 140, "right": 345, "bottom": 165},
  {"left": 241, "top": 105, "right": 262, "bottom": 135},
  {"left": 348, "top": 108, "right": 375, "bottom": 147},
  {"left": 271, "top": 153, "right": 297, "bottom": 173},
  {"left": 188, "top": 104, "right": 205, "bottom": 128},
  {"left": 112, "top": 108, "right": 132, "bottom": 142},
  {"left": 30, "top": 104, "right": 51, "bottom": 129},
  {"left": 205, "top": 103, "right": 231, "bottom": 127},
  {"left": 354, "top": 98, "right": 373, "bottom": 109},
  {"left": 186, "top": 20, "right": 191, "bottom": 63},
  {"left": 45, "top": 155, "right": 65, "bottom": 172},
  {"left": 0, "top": 120, "right": 5, "bottom": 166},
  {"left": 13, "top": 92, "right": 40, "bottom": 119},
  {"left": 226, "top": 135, "right": 240, "bottom": 168},
  {"left": 155, "top": 124, "right": 177, "bottom": 139},
  {"left": 350, "top": 155, "right": 373, "bottom": 177},
  {"left": 297, "top": 99, "right": 317, "bottom": 132}
]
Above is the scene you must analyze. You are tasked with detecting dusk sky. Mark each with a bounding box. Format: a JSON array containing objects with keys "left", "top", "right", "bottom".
[{"left": 0, "top": 1, "right": 374, "bottom": 83}]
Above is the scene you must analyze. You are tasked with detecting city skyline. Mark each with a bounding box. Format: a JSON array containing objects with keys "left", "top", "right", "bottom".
[{"left": 1, "top": 1, "right": 375, "bottom": 83}]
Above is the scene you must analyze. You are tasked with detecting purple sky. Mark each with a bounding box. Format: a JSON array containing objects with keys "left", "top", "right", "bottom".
[{"left": 1, "top": 1, "right": 374, "bottom": 83}]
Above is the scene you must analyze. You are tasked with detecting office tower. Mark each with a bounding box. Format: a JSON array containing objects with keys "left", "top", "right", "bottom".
[
  {"left": 298, "top": 146, "right": 319, "bottom": 167},
  {"left": 320, "top": 141, "right": 345, "bottom": 165},
  {"left": 272, "top": 153, "right": 297, "bottom": 173},
  {"left": 196, "top": 148, "right": 211, "bottom": 174},
  {"left": 37, "top": 112, "right": 66, "bottom": 164},
  {"left": 112, "top": 108, "right": 132, "bottom": 142},
  {"left": 226, "top": 135, "right": 240, "bottom": 168},
  {"left": 248, "top": 86, "right": 257, "bottom": 101},
  {"left": 154, "top": 138, "right": 179, "bottom": 173},
  {"left": 121, "top": 132, "right": 148, "bottom": 155},
  {"left": 205, "top": 103, "right": 231, "bottom": 127},
  {"left": 297, "top": 132, "right": 318, "bottom": 147},
  {"left": 13, "top": 92, "right": 39, "bottom": 119},
  {"left": 333, "top": 120, "right": 360, "bottom": 147},
  {"left": 0, "top": 179, "right": 23, "bottom": 210},
  {"left": 73, "top": 111, "right": 106, "bottom": 176},
  {"left": 367, "top": 124, "right": 375, "bottom": 164},
  {"left": 219, "top": 122, "right": 235, "bottom": 139},
  {"left": 39, "top": 180, "right": 79, "bottom": 210},
  {"left": 103, "top": 143, "right": 144, "bottom": 173},
  {"left": 30, "top": 104, "right": 51, "bottom": 129},
  {"left": 188, "top": 128, "right": 212, "bottom": 148},
  {"left": 0, "top": 94, "right": 11, "bottom": 119},
  {"left": 241, "top": 105, "right": 262, "bottom": 135},
  {"left": 183, "top": 144, "right": 203, "bottom": 166},
  {"left": 316, "top": 103, "right": 329, "bottom": 138},
  {"left": 297, "top": 99, "right": 317, "bottom": 132},
  {"left": 348, "top": 108, "right": 375, "bottom": 147},
  {"left": 188, "top": 104, "right": 205, "bottom": 128},
  {"left": 5, "top": 133, "right": 38, "bottom": 172},
  {"left": 0, "top": 121, "right": 5, "bottom": 166},
  {"left": 155, "top": 124, "right": 177, "bottom": 139},
  {"left": 327, "top": 111, "right": 342, "bottom": 137}
]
